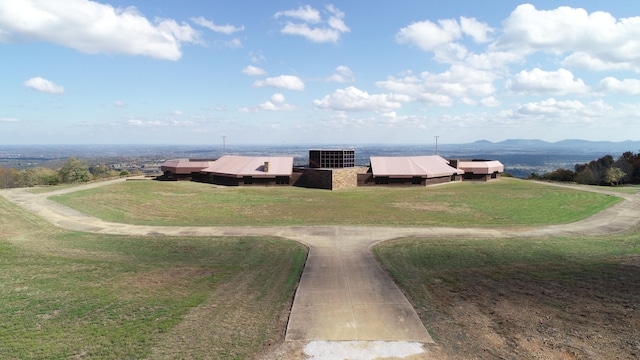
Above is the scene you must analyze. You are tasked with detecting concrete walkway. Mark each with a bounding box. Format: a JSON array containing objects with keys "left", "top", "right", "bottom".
[{"left": 2, "top": 179, "right": 640, "bottom": 348}]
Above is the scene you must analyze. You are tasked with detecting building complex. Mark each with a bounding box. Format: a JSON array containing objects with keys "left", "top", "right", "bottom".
[{"left": 160, "top": 149, "right": 504, "bottom": 190}]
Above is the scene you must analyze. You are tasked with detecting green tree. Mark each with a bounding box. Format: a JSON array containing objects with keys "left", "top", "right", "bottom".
[
  {"left": 58, "top": 157, "right": 91, "bottom": 184},
  {"left": 90, "top": 164, "right": 116, "bottom": 179},
  {"left": 575, "top": 167, "right": 597, "bottom": 185},
  {"left": 603, "top": 167, "right": 626, "bottom": 186}
]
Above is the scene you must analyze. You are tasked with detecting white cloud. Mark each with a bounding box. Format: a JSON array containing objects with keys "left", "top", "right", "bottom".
[
  {"left": 376, "top": 64, "right": 496, "bottom": 106},
  {"left": 190, "top": 16, "right": 244, "bottom": 34},
  {"left": 274, "top": 5, "right": 321, "bottom": 23},
  {"left": 326, "top": 65, "right": 355, "bottom": 83},
  {"left": 275, "top": 4, "right": 350, "bottom": 43},
  {"left": 599, "top": 77, "right": 640, "bottom": 95},
  {"left": 459, "top": 17, "right": 494, "bottom": 43},
  {"left": 396, "top": 16, "right": 492, "bottom": 52},
  {"left": 0, "top": 117, "right": 20, "bottom": 122},
  {"left": 480, "top": 96, "right": 501, "bottom": 107},
  {"left": 24, "top": 77, "right": 64, "bottom": 94},
  {"left": 314, "top": 86, "right": 401, "bottom": 112},
  {"left": 507, "top": 68, "right": 590, "bottom": 95},
  {"left": 506, "top": 98, "right": 613, "bottom": 124},
  {"left": 0, "top": 0, "right": 201, "bottom": 60},
  {"left": 127, "top": 118, "right": 194, "bottom": 127},
  {"left": 396, "top": 18, "right": 461, "bottom": 52},
  {"left": 113, "top": 100, "right": 127, "bottom": 108},
  {"left": 270, "top": 93, "right": 286, "bottom": 103},
  {"left": 242, "top": 65, "right": 267, "bottom": 76},
  {"left": 225, "top": 38, "right": 242, "bottom": 48},
  {"left": 253, "top": 75, "right": 305, "bottom": 91},
  {"left": 171, "top": 110, "right": 183, "bottom": 116},
  {"left": 497, "top": 4, "right": 640, "bottom": 71},
  {"left": 239, "top": 93, "right": 294, "bottom": 112}
]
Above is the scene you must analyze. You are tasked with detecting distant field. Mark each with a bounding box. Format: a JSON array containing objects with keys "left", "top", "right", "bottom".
[
  {"left": 0, "top": 197, "right": 305, "bottom": 359},
  {"left": 372, "top": 230, "right": 640, "bottom": 358},
  {"left": 50, "top": 178, "right": 621, "bottom": 227}
]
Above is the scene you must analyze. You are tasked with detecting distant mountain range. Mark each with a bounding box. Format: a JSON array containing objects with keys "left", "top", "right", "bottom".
[{"left": 439, "top": 139, "right": 640, "bottom": 155}]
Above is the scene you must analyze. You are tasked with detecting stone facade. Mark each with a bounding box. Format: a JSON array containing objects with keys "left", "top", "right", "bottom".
[
  {"left": 331, "top": 167, "right": 369, "bottom": 190},
  {"left": 293, "top": 167, "right": 368, "bottom": 190}
]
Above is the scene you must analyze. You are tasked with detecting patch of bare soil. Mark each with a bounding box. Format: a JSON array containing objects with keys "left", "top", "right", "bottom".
[
  {"left": 419, "top": 260, "right": 640, "bottom": 359},
  {"left": 393, "top": 201, "right": 471, "bottom": 213}
]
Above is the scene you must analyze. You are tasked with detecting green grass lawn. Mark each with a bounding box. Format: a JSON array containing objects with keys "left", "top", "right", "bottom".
[
  {"left": 0, "top": 197, "right": 306, "bottom": 359},
  {"left": 49, "top": 178, "right": 621, "bottom": 227}
]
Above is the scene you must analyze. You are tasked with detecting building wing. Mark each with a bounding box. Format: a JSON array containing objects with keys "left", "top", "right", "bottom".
[
  {"left": 202, "top": 155, "right": 293, "bottom": 178},
  {"left": 160, "top": 158, "right": 214, "bottom": 174},
  {"left": 457, "top": 160, "right": 504, "bottom": 174},
  {"left": 370, "top": 155, "right": 463, "bottom": 178}
]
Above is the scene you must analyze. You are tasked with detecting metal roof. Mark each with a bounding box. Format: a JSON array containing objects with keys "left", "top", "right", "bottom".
[
  {"left": 370, "top": 155, "right": 463, "bottom": 178},
  {"left": 457, "top": 160, "right": 504, "bottom": 174},
  {"left": 160, "top": 158, "right": 214, "bottom": 174},
  {"left": 201, "top": 155, "right": 293, "bottom": 177}
]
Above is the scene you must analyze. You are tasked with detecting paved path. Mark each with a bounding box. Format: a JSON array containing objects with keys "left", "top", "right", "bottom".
[{"left": 2, "top": 179, "right": 640, "bottom": 348}]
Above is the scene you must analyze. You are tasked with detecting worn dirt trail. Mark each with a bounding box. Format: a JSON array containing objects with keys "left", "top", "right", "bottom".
[{"left": 2, "top": 179, "right": 639, "bottom": 359}]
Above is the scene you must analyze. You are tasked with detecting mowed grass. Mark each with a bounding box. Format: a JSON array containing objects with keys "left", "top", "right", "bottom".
[
  {"left": 372, "top": 232, "right": 640, "bottom": 357},
  {"left": 0, "top": 197, "right": 306, "bottom": 359},
  {"left": 50, "top": 178, "right": 620, "bottom": 227}
]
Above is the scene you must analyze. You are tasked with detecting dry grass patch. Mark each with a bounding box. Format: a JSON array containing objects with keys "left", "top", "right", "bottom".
[{"left": 0, "top": 196, "right": 306, "bottom": 359}]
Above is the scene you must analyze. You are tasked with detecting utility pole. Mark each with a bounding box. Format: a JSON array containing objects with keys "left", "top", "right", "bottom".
[
  {"left": 221, "top": 136, "right": 227, "bottom": 155},
  {"left": 434, "top": 135, "right": 439, "bottom": 155}
]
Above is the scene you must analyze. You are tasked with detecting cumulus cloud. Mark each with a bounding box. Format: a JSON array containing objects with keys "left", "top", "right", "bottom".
[
  {"left": 376, "top": 65, "right": 496, "bottom": 106},
  {"left": 0, "top": 0, "right": 201, "bottom": 60},
  {"left": 275, "top": 4, "right": 350, "bottom": 43},
  {"left": 253, "top": 75, "right": 305, "bottom": 91},
  {"left": 507, "top": 68, "right": 590, "bottom": 95},
  {"left": 1, "top": 117, "right": 20, "bottom": 122},
  {"left": 599, "top": 77, "right": 640, "bottom": 95},
  {"left": 113, "top": 100, "right": 127, "bottom": 108},
  {"left": 480, "top": 96, "right": 501, "bottom": 107},
  {"left": 314, "top": 86, "right": 401, "bottom": 112},
  {"left": 190, "top": 16, "right": 244, "bottom": 34},
  {"left": 24, "top": 77, "right": 64, "bottom": 94},
  {"left": 396, "top": 16, "right": 493, "bottom": 51},
  {"left": 239, "top": 93, "right": 294, "bottom": 112},
  {"left": 496, "top": 4, "right": 640, "bottom": 71},
  {"left": 326, "top": 66, "right": 355, "bottom": 83},
  {"left": 242, "top": 65, "right": 267, "bottom": 76}
]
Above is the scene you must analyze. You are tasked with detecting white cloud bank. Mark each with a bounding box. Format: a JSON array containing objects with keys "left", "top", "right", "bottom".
[
  {"left": 24, "top": 77, "right": 64, "bottom": 94},
  {"left": 0, "top": 0, "right": 201, "bottom": 60}
]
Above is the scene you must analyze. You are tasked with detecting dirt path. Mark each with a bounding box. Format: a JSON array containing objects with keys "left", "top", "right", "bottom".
[{"left": 2, "top": 180, "right": 639, "bottom": 360}]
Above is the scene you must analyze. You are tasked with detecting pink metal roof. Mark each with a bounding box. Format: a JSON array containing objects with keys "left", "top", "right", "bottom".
[
  {"left": 370, "top": 155, "right": 463, "bottom": 178},
  {"left": 457, "top": 160, "right": 504, "bottom": 174},
  {"left": 161, "top": 159, "right": 214, "bottom": 174},
  {"left": 202, "top": 155, "right": 293, "bottom": 177}
]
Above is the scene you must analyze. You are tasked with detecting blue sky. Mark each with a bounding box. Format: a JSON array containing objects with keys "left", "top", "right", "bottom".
[{"left": 1, "top": 1, "right": 640, "bottom": 145}]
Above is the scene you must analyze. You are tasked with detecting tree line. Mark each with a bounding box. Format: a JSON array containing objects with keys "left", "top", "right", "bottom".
[
  {"left": 0, "top": 157, "right": 130, "bottom": 189},
  {"left": 530, "top": 151, "right": 640, "bottom": 186}
]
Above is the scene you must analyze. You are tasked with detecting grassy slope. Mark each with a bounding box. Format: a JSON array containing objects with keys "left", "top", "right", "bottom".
[
  {"left": 50, "top": 178, "right": 620, "bottom": 227},
  {"left": 0, "top": 197, "right": 306, "bottom": 359},
  {"left": 372, "top": 233, "right": 640, "bottom": 358}
]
